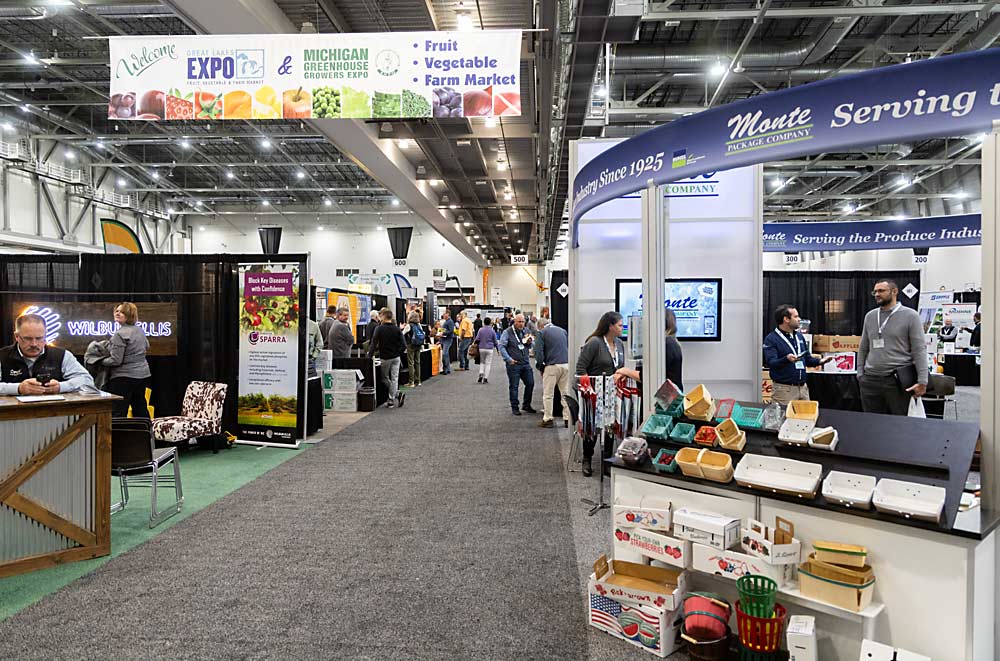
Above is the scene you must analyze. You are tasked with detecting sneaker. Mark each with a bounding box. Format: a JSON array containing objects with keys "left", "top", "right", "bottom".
[
  {"left": 477, "top": 374, "right": 484, "bottom": 383},
  {"left": 538, "top": 419, "right": 554, "bottom": 428},
  {"left": 564, "top": 419, "right": 570, "bottom": 428},
  {"left": 386, "top": 401, "right": 395, "bottom": 409},
  {"left": 397, "top": 392, "right": 406, "bottom": 408},
  {"left": 522, "top": 405, "right": 538, "bottom": 414},
  {"left": 406, "top": 382, "right": 416, "bottom": 388},
  {"left": 512, "top": 409, "right": 522, "bottom": 416},
  {"left": 416, "top": 382, "right": 422, "bottom": 386},
  {"left": 582, "top": 459, "right": 593, "bottom": 477},
  {"left": 483, "top": 378, "right": 489, "bottom": 384}
]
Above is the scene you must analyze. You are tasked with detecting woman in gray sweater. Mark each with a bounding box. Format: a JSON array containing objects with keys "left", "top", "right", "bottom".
[
  {"left": 103, "top": 302, "right": 152, "bottom": 418},
  {"left": 574, "top": 311, "right": 628, "bottom": 476}
]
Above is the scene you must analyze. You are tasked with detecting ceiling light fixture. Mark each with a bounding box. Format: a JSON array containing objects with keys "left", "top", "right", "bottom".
[
  {"left": 296, "top": 171, "right": 305, "bottom": 179},
  {"left": 392, "top": 198, "right": 400, "bottom": 206},
  {"left": 180, "top": 139, "right": 191, "bottom": 149},
  {"left": 510, "top": 210, "right": 518, "bottom": 218},
  {"left": 117, "top": 177, "right": 126, "bottom": 187},
  {"left": 504, "top": 190, "right": 512, "bottom": 200},
  {"left": 497, "top": 160, "right": 507, "bottom": 172},
  {"left": 226, "top": 170, "right": 235, "bottom": 179},
  {"left": 19, "top": 105, "right": 30, "bottom": 113},
  {"left": 709, "top": 60, "right": 728, "bottom": 77},
  {"left": 896, "top": 176, "right": 912, "bottom": 188},
  {"left": 262, "top": 199, "right": 270, "bottom": 207},
  {"left": 463, "top": 221, "right": 471, "bottom": 227},
  {"left": 456, "top": 13, "right": 475, "bottom": 31},
  {"left": 449, "top": 204, "right": 458, "bottom": 209},
  {"left": 318, "top": 225, "right": 324, "bottom": 231},
  {"left": 595, "top": 86, "right": 607, "bottom": 98},
  {"left": 151, "top": 171, "right": 159, "bottom": 180},
  {"left": 64, "top": 150, "right": 75, "bottom": 160},
  {"left": 198, "top": 226, "right": 205, "bottom": 231},
  {"left": 842, "top": 202, "right": 855, "bottom": 213},
  {"left": 324, "top": 198, "right": 332, "bottom": 206},
  {"left": 429, "top": 179, "right": 441, "bottom": 186},
  {"left": 24, "top": 51, "right": 37, "bottom": 65},
  {"left": 1, "top": 122, "right": 12, "bottom": 131},
  {"left": 260, "top": 138, "right": 272, "bottom": 149},
  {"left": 376, "top": 225, "right": 383, "bottom": 231},
  {"left": 953, "top": 191, "right": 970, "bottom": 199},
  {"left": 398, "top": 139, "right": 410, "bottom": 149}
]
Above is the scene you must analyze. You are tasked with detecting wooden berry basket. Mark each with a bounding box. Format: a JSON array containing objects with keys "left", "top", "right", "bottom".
[
  {"left": 716, "top": 418, "right": 746, "bottom": 451},
  {"left": 676, "top": 447, "right": 734, "bottom": 483}
]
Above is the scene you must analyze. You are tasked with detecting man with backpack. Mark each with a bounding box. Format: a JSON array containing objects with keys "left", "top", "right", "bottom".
[{"left": 404, "top": 311, "right": 425, "bottom": 387}]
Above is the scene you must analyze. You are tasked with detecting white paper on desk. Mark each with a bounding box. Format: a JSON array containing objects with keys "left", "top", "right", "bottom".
[{"left": 15, "top": 395, "right": 66, "bottom": 402}]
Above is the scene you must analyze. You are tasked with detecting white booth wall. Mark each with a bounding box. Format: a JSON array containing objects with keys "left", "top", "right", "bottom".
[
  {"left": 569, "top": 138, "right": 763, "bottom": 400},
  {"left": 764, "top": 244, "right": 982, "bottom": 292}
]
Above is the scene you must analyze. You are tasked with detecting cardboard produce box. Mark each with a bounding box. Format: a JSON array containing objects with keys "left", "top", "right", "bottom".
[
  {"left": 798, "top": 555, "right": 875, "bottom": 612},
  {"left": 588, "top": 576, "right": 684, "bottom": 658},
  {"left": 590, "top": 555, "right": 687, "bottom": 611},
  {"left": 692, "top": 542, "right": 794, "bottom": 587},
  {"left": 741, "top": 517, "right": 801, "bottom": 565},
  {"left": 812, "top": 335, "right": 861, "bottom": 353},
  {"left": 673, "top": 508, "right": 740, "bottom": 550},
  {"left": 615, "top": 527, "right": 691, "bottom": 569},
  {"left": 613, "top": 496, "right": 672, "bottom": 531}
]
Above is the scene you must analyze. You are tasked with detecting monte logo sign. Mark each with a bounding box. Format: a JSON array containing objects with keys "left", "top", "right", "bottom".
[{"left": 726, "top": 106, "right": 812, "bottom": 156}]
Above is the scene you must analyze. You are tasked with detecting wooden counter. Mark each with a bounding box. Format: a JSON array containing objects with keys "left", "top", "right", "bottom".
[{"left": 0, "top": 392, "right": 117, "bottom": 578}]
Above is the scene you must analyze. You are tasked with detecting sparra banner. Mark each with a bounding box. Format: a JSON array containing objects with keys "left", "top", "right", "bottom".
[
  {"left": 108, "top": 31, "right": 522, "bottom": 121},
  {"left": 763, "top": 214, "right": 982, "bottom": 252},
  {"left": 238, "top": 263, "right": 303, "bottom": 445},
  {"left": 571, "top": 50, "right": 1000, "bottom": 245}
]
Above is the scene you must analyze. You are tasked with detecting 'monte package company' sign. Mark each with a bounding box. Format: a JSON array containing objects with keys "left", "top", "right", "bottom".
[
  {"left": 13, "top": 301, "right": 177, "bottom": 356},
  {"left": 762, "top": 214, "right": 981, "bottom": 252},
  {"left": 108, "top": 31, "right": 522, "bottom": 121}
]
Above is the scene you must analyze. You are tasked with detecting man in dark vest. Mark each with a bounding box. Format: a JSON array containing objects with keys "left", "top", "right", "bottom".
[{"left": 0, "top": 313, "right": 94, "bottom": 396}]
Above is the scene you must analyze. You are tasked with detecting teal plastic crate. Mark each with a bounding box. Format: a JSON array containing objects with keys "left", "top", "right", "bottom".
[
  {"left": 731, "top": 403, "right": 765, "bottom": 429},
  {"left": 652, "top": 448, "right": 679, "bottom": 473},
  {"left": 641, "top": 414, "right": 675, "bottom": 440},
  {"left": 669, "top": 421, "right": 696, "bottom": 444},
  {"left": 664, "top": 397, "right": 685, "bottom": 418}
]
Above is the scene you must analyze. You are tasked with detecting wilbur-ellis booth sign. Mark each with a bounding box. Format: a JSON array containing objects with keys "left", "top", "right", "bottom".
[{"left": 14, "top": 302, "right": 178, "bottom": 356}]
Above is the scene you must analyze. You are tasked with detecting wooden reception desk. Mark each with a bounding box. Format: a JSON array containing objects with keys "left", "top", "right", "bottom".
[{"left": 0, "top": 392, "right": 116, "bottom": 578}]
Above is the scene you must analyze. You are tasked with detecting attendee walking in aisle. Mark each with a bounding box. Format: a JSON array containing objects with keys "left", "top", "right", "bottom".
[
  {"left": 318, "top": 304, "right": 337, "bottom": 343},
  {"left": 938, "top": 316, "right": 959, "bottom": 342},
  {"left": 663, "top": 308, "right": 685, "bottom": 391},
  {"left": 0, "top": 313, "right": 95, "bottom": 396},
  {"left": 473, "top": 313, "right": 483, "bottom": 335},
  {"left": 403, "top": 311, "right": 424, "bottom": 387},
  {"left": 525, "top": 313, "right": 538, "bottom": 336},
  {"left": 535, "top": 317, "right": 570, "bottom": 428},
  {"left": 858, "top": 279, "right": 927, "bottom": 415},
  {"left": 763, "top": 304, "right": 831, "bottom": 406},
  {"left": 369, "top": 308, "right": 406, "bottom": 408},
  {"left": 457, "top": 311, "right": 475, "bottom": 371},
  {"left": 498, "top": 313, "right": 536, "bottom": 415},
  {"left": 364, "top": 308, "right": 381, "bottom": 351},
  {"left": 475, "top": 317, "right": 499, "bottom": 384},
  {"left": 499, "top": 310, "right": 514, "bottom": 331},
  {"left": 102, "top": 302, "right": 152, "bottom": 418},
  {"left": 325, "top": 306, "right": 355, "bottom": 359},
  {"left": 575, "top": 311, "right": 628, "bottom": 476},
  {"left": 438, "top": 309, "right": 456, "bottom": 374}
]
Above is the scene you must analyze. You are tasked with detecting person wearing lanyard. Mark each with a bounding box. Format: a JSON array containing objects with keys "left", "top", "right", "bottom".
[
  {"left": 575, "top": 311, "right": 629, "bottom": 476},
  {"left": 763, "top": 305, "right": 832, "bottom": 406},
  {"left": 857, "top": 279, "right": 928, "bottom": 415},
  {"left": 498, "top": 313, "right": 537, "bottom": 416}
]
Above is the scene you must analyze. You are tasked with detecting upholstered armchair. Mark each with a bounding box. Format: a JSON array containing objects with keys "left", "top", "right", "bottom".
[{"left": 152, "top": 381, "right": 228, "bottom": 452}]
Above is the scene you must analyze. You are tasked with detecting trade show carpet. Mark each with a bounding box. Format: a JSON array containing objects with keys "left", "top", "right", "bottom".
[
  {"left": 0, "top": 442, "right": 308, "bottom": 622},
  {"left": 0, "top": 366, "right": 589, "bottom": 660}
]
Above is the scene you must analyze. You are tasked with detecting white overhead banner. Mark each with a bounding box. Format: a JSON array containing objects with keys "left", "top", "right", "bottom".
[{"left": 108, "top": 31, "right": 523, "bottom": 121}]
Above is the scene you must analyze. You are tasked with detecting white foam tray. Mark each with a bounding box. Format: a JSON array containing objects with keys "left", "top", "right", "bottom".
[
  {"left": 822, "top": 471, "right": 876, "bottom": 509},
  {"left": 808, "top": 427, "right": 839, "bottom": 452},
  {"left": 873, "top": 479, "right": 946, "bottom": 523},
  {"left": 734, "top": 454, "right": 823, "bottom": 498},
  {"left": 778, "top": 418, "right": 815, "bottom": 445}
]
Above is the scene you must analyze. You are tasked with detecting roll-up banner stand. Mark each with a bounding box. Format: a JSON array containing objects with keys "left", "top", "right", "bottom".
[
  {"left": 236, "top": 261, "right": 308, "bottom": 448},
  {"left": 107, "top": 31, "right": 523, "bottom": 121},
  {"left": 571, "top": 50, "right": 1000, "bottom": 240}
]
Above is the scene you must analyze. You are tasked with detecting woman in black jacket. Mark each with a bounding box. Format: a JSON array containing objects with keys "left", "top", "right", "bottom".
[
  {"left": 574, "top": 311, "right": 628, "bottom": 476},
  {"left": 664, "top": 308, "right": 683, "bottom": 391},
  {"left": 369, "top": 309, "right": 407, "bottom": 409}
]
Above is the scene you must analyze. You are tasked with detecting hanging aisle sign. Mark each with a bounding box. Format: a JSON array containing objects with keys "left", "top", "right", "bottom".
[
  {"left": 762, "top": 214, "right": 981, "bottom": 252},
  {"left": 108, "top": 31, "right": 522, "bottom": 121},
  {"left": 571, "top": 50, "right": 1000, "bottom": 245},
  {"left": 238, "top": 263, "right": 305, "bottom": 445}
]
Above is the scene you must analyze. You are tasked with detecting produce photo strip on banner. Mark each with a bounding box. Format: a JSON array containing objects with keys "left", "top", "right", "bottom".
[
  {"left": 108, "top": 31, "right": 522, "bottom": 121},
  {"left": 238, "top": 262, "right": 306, "bottom": 445}
]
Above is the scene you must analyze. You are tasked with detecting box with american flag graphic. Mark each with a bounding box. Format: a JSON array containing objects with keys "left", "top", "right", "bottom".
[{"left": 588, "top": 569, "right": 683, "bottom": 657}]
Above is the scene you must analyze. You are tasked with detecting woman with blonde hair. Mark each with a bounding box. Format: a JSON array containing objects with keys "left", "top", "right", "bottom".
[{"left": 103, "top": 302, "right": 151, "bottom": 418}]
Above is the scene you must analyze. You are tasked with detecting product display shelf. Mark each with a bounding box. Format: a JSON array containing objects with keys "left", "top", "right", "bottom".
[{"left": 606, "top": 403, "right": 984, "bottom": 538}]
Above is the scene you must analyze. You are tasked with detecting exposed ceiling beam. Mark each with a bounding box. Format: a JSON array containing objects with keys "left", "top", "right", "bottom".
[{"left": 642, "top": 3, "right": 1000, "bottom": 21}]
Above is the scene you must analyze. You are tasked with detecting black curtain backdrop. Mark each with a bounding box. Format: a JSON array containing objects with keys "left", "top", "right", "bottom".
[
  {"left": 763, "top": 270, "right": 921, "bottom": 337},
  {"left": 1, "top": 253, "right": 309, "bottom": 438},
  {"left": 550, "top": 269, "right": 568, "bottom": 332}
]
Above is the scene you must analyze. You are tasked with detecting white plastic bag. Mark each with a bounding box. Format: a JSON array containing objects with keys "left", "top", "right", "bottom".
[{"left": 908, "top": 397, "right": 926, "bottom": 418}]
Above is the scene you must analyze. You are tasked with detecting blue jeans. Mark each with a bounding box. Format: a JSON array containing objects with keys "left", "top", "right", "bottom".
[
  {"left": 506, "top": 361, "right": 534, "bottom": 410},
  {"left": 440, "top": 338, "right": 453, "bottom": 373},
  {"left": 458, "top": 338, "right": 472, "bottom": 369}
]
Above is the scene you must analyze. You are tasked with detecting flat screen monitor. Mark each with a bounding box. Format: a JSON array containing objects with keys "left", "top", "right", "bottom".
[{"left": 615, "top": 278, "right": 723, "bottom": 342}]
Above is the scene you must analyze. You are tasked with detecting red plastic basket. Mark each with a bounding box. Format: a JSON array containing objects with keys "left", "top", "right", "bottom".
[
  {"left": 735, "top": 600, "right": 787, "bottom": 652},
  {"left": 683, "top": 592, "right": 731, "bottom": 639}
]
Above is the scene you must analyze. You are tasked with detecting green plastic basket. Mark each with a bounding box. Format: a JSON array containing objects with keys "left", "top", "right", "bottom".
[
  {"left": 669, "top": 422, "right": 696, "bottom": 444},
  {"left": 652, "top": 448, "right": 679, "bottom": 473},
  {"left": 641, "top": 413, "right": 675, "bottom": 440},
  {"left": 736, "top": 575, "right": 777, "bottom": 618},
  {"left": 731, "top": 403, "right": 765, "bottom": 429},
  {"left": 665, "top": 397, "right": 685, "bottom": 418}
]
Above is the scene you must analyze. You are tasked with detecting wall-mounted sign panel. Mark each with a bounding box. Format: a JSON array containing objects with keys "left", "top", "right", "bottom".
[
  {"left": 108, "top": 31, "right": 522, "bottom": 121},
  {"left": 762, "top": 214, "right": 981, "bottom": 252},
  {"left": 14, "top": 301, "right": 178, "bottom": 356}
]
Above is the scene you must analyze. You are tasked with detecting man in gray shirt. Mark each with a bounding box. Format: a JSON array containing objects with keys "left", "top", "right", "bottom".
[
  {"left": 534, "top": 317, "right": 571, "bottom": 428},
  {"left": 857, "top": 279, "right": 927, "bottom": 415},
  {"left": 318, "top": 305, "right": 337, "bottom": 343},
  {"left": 325, "top": 307, "right": 355, "bottom": 359}
]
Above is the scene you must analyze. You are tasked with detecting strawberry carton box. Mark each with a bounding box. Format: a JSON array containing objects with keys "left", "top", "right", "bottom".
[
  {"left": 613, "top": 496, "right": 672, "bottom": 532},
  {"left": 614, "top": 526, "right": 691, "bottom": 569},
  {"left": 740, "top": 517, "right": 802, "bottom": 565},
  {"left": 589, "top": 557, "right": 684, "bottom": 658},
  {"left": 692, "top": 542, "right": 795, "bottom": 587},
  {"left": 590, "top": 554, "right": 688, "bottom": 611}
]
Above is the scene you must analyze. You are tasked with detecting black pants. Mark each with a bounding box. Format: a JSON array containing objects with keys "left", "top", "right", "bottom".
[
  {"left": 859, "top": 373, "right": 911, "bottom": 416},
  {"left": 106, "top": 376, "right": 150, "bottom": 418},
  {"left": 583, "top": 434, "right": 615, "bottom": 462}
]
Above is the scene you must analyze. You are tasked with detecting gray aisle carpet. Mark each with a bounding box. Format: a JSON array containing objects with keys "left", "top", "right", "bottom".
[{"left": 0, "top": 361, "right": 589, "bottom": 660}]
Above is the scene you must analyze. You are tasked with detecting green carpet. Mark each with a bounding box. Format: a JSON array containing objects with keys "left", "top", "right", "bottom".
[{"left": 0, "top": 443, "right": 308, "bottom": 621}]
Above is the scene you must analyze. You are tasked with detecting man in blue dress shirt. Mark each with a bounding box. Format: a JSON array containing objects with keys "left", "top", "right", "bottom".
[{"left": 763, "top": 305, "right": 831, "bottom": 406}]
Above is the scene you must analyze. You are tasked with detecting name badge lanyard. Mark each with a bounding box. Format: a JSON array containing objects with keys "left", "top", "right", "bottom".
[
  {"left": 877, "top": 303, "right": 900, "bottom": 337},
  {"left": 605, "top": 339, "right": 619, "bottom": 369},
  {"left": 776, "top": 329, "right": 805, "bottom": 373}
]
